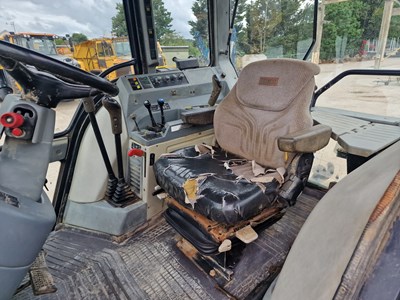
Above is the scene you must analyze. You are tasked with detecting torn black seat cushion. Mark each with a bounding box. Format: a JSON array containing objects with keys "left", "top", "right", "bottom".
[{"left": 154, "top": 146, "right": 284, "bottom": 225}]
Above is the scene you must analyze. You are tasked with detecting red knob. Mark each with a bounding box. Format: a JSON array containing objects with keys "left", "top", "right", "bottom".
[
  {"left": 128, "top": 148, "right": 145, "bottom": 157},
  {"left": 0, "top": 113, "right": 24, "bottom": 128},
  {"left": 11, "top": 128, "right": 24, "bottom": 137}
]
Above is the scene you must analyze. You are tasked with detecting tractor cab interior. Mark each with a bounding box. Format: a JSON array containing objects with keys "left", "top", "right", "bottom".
[{"left": 0, "top": 0, "right": 400, "bottom": 299}]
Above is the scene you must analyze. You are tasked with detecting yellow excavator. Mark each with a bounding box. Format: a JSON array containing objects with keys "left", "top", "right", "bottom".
[
  {"left": 73, "top": 37, "right": 167, "bottom": 80},
  {"left": 72, "top": 38, "right": 134, "bottom": 80},
  {"left": 0, "top": 31, "right": 80, "bottom": 67}
]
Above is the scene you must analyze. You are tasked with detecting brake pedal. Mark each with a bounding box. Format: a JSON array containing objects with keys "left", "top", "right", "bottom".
[{"left": 29, "top": 250, "right": 57, "bottom": 295}]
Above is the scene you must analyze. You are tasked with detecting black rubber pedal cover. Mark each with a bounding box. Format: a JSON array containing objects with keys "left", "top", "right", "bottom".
[{"left": 29, "top": 250, "right": 57, "bottom": 295}]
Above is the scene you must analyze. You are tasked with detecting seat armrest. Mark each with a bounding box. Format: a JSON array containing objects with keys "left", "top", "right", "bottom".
[
  {"left": 278, "top": 124, "right": 331, "bottom": 153},
  {"left": 181, "top": 107, "right": 216, "bottom": 125}
]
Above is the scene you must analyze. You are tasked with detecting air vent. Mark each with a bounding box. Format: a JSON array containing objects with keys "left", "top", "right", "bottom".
[{"left": 129, "top": 155, "right": 143, "bottom": 198}]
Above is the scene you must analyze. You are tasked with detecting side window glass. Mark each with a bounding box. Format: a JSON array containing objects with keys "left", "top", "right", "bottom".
[
  {"left": 104, "top": 43, "right": 114, "bottom": 57},
  {"left": 97, "top": 43, "right": 105, "bottom": 57}
]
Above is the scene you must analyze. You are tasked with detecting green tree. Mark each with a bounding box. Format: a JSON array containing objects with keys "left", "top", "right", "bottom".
[
  {"left": 188, "top": 0, "right": 210, "bottom": 62},
  {"left": 320, "top": 0, "right": 365, "bottom": 61},
  {"left": 153, "top": 0, "right": 175, "bottom": 43},
  {"left": 267, "top": 0, "right": 304, "bottom": 58},
  {"left": 361, "top": 2, "right": 400, "bottom": 40},
  {"left": 161, "top": 32, "right": 201, "bottom": 56},
  {"left": 359, "top": 0, "right": 384, "bottom": 40},
  {"left": 112, "top": 3, "right": 127, "bottom": 37},
  {"left": 389, "top": 16, "right": 400, "bottom": 38},
  {"left": 189, "top": 0, "right": 208, "bottom": 42},
  {"left": 245, "top": 0, "right": 274, "bottom": 54},
  {"left": 243, "top": 0, "right": 311, "bottom": 58},
  {"left": 70, "top": 33, "right": 88, "bottom": 44},
  {"left": 111, "top": 1, "right": 174, "bottom": 42},
  {"left": 231, "top": 0, "right": 249, "bottom": 55},
  {"left": 54, "top": 38, "right": 65, "bottom": 45}
]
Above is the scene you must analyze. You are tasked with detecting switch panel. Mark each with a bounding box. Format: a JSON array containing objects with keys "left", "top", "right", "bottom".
[{"left": 127, "top": 72, "right": 189, "bottom": 91}]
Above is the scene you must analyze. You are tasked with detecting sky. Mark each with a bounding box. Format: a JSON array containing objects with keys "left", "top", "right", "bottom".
[
  {"left": 164, "top": 0, "right": 195, "bottom": 38},
  {"left": 0, "top": 0, "right": 195, "bottom": 39}
]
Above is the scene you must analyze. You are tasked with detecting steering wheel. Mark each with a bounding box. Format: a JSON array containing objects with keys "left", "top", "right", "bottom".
[{"left": 0, "top": 40, "right": 119, "bottom": 108}]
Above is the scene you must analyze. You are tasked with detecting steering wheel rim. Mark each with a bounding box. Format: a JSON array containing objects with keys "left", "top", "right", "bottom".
[{"left": 0, "top": 40, "right": 119, "bottom": 96}]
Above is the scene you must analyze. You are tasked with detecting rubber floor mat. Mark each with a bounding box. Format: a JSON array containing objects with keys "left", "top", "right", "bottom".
[{"left": 13, "top": 188, "right": 321, "bottom": 300}]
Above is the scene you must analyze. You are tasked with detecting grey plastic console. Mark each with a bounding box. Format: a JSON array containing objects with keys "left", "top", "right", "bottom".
[
  {"left": 0, "top": 95, "right": 56, "bottom": 299},
  {"left": 0, "top": 192, "right": 55, "bottom": 299},
  {"left": 117, "top": 67, "right": 226, "bottom": 146},
  {"left": 64, "top": 199, "right": 147, "bottom": 236}
]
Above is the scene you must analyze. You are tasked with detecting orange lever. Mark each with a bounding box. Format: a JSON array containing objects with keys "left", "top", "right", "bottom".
[{"left": 128, "top": 148, "right": 145, "bottom": 157}]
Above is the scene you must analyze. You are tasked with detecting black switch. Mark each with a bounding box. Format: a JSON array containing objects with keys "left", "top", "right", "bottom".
[{"left": 149, "top": 153, "right": 156, "bottom": 166}]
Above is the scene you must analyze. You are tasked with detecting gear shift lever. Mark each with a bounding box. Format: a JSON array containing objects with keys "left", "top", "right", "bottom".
[{"left": 144, "top": 100, "right": 157, "bottom": 128}]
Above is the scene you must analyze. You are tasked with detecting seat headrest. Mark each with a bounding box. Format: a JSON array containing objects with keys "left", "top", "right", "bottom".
[{"left": 236, "top": 59, "right": 320, "bottom": 111}]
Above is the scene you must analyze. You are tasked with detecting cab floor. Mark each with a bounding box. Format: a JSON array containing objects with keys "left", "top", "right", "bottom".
[{"left": 13, "top": 187, "right": 322, "bottom": 300}]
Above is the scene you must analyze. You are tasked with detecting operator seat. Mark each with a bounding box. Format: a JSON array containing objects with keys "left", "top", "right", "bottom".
[{"left": 153, "top": 59, "right": 331, "bottom": 255}]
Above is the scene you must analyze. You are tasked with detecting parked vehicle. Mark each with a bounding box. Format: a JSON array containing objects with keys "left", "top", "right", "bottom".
[
  {"left": 0, "top": 31, "right": 80, "bottom": 68},
  {"left": 72, "top": 38, "right": 134, "bottom": 80}
]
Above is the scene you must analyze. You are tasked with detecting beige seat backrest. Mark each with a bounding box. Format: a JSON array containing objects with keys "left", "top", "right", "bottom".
[{"left": 214, "top": 59, "right": 320, "bottom": 168}]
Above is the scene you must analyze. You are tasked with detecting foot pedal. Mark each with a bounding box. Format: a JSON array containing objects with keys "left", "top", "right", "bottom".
[
  {"left": 29, "top": 250, "right": 57, "bottom": 295},
  {"left": 236, "top": 225, "right": 258, "bottom": 244}
]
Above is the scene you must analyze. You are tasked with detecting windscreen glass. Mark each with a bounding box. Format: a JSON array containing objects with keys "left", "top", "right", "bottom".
[
  {"left": 152, "top": 0, "right": 210, "bottom": 67},
  {"left": 230, "top": 0, "right": 315, "bottom": 71}
]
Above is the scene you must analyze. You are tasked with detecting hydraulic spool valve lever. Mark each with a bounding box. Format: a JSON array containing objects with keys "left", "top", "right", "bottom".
[
  {"left": 157, "top": 98, "right": 165, "bottom": 126},
  {"left": 144, "top": 100, "right": 157, "bottom": 128}
]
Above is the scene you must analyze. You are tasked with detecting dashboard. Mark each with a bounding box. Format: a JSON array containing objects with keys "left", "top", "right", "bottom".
[{"left": 128, "top": 72, "right": 189, "bottom": 90}]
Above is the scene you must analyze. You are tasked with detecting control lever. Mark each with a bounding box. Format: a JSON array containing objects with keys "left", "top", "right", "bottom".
[
  {"left": 102, "top": 96, "right": 136, "bottom": 206},
  {"left": 157, "top": 98, "right": 166, "bottom": 126},
  {"left": 208, "top": 75, "right": 222, "bottom": 106},
  {"left": 144, "top": 100, "right": 158, "bottom": 128},
  {"left": 130, "top": 113, "right": 141, "bottom": 132},
  {"left": 82, "top": 96, "right": 117, "bottom": 200}
]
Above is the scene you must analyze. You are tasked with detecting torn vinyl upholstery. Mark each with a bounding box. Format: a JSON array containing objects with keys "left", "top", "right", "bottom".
[{"left": 153, "top": 146, "right": 313, "bottom": 225}]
